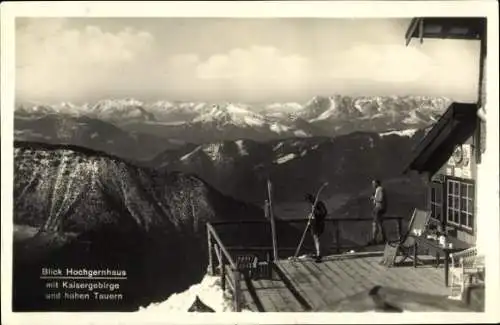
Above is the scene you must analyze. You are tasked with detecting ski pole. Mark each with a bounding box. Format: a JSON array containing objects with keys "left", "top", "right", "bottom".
[{"left": 292, "top": 182, "right": 329, "bottom": 258}]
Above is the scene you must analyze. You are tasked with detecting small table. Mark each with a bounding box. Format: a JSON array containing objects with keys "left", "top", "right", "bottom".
[{"left": 410, "top": 235, "right": 470, "bottom": 287}]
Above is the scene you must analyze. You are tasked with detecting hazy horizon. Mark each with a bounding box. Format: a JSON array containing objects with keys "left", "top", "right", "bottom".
[{"left": 16, "top": 17, "right": 481, "bottom": 106}]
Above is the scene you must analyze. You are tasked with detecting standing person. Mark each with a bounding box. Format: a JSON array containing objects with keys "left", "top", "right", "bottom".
[
  {"left": 305, "top": 193, "right": 328, "bottom": 263},
  {"left": 370, "top": 179, "right": 387, "bottom": 245}
]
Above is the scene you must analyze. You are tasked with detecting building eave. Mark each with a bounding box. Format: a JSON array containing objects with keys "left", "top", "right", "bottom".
[
  {"left": 405, "top": 17, "right": 486, "bottom": 46},
  {"left": 404, "top": 102, "right": 478, "bottom": 176}
]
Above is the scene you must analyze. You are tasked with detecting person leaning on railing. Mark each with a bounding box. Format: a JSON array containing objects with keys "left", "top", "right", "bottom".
[{"left": 368, "top": 179, "right": 387, "bottom": 245}]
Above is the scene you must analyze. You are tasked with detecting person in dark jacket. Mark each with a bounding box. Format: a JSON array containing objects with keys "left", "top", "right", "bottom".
[{"left": 305, "top": 193, "right": 328, "bottom": 262}]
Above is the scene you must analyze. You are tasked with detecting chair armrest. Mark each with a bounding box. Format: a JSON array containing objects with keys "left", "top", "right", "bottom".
[{"left": 450, "top": 247, "right": 477, "bottom": 260}]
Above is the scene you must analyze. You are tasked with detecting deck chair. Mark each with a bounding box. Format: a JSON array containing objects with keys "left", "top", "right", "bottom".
[
  {"left": 448, "top": 247, "right": 485, "bottom": 301},
  {"left": 236, "top": 254, "right": 259, "bottom": 279},
  {"left": 380, "top": 208, "right": 431, "bottom": 267}
]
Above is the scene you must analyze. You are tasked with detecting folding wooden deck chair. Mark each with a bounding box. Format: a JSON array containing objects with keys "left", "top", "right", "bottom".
[
  {"left": 236, "top": 253, "right": 273, "bottom": 280},
  {"left": 236, "top": 254, "right": 259, "bottom": 279},
  {"left": 380, "top": 208, "right": 431, "bottom": 267}
]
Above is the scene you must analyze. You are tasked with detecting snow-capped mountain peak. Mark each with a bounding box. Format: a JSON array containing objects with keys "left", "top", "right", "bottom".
[
  {"left": 91, "top": 98, "right": 144, "bottom": 111},
  {"left": 88, "top": 98, "right": 156, "bottom": 122},
  {"left": 193, "top": 103, "right": 267, "bottom": 128}
]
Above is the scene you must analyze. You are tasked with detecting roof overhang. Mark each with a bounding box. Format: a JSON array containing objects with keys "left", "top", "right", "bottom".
[
  {"left": 405, "top": 17, "right": 486, "bottom": 46},
  {"left": 404, "top": 102, "right": 478, "bottom": 175}
]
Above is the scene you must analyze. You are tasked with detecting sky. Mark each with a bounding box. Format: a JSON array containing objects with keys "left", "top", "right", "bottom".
[{"left": 15, "top": 17, "right": 481, "bottom": 104}]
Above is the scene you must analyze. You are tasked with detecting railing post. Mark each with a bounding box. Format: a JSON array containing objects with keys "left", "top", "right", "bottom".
[
  {"left": 221, "top": 254, "right": 226, "bottom": 292},
  {"left": 335, "top": 219, "right": 340, "bottom": 254},
  {"left": 267, "top": 181, "right": 278, "bottom": 262},
  {"left": 266, "top": 250, "right": 272, "bottom": 279},
  {"left": 233, "top": 269, "right": 241, "bottom": 312},
  {"left": 207, "top": 224, "right": 216, "bottom": 276},
  {"left": 397, "top": 217, "right": 402, "bottom": 241},
  {"left": 214, "top": 243, "right": 222, "bottom": 274}
]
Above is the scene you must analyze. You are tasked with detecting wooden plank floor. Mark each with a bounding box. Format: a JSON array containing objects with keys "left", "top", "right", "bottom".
[
  {"left": 226, "top": 265, "right": 306, "bottom": 312},
  {"left": 274, "top": 254, "right": 452, "bottom": 312},
  {"left": 240, "top": 275, "right": 306, "bottom": 312}
]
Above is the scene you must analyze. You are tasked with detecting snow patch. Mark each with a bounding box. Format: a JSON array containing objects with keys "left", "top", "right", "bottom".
[
  {"left": 138, "top": 275, "right": 253, "bottom": 313},
  {"left": 275, "top": 153, "right": 296, "bottom": 164},
  {"left": 90, "top": 132, "right": 99, "bottom": 139},
  {"left": 294, "top": 130, "right": 309, "bottom": 137},
  {"left": 243, "top": 115, "right": 265, "bottom": 127},
  {"left": 265, "top": 102, "right": 303, "bottom": 112},
  {"left": 193, "top": 103, "right": 267, "bottom": 128},
  {"left": 144, "top": 121, "right": 187, "bottom": 126},
  {"left": 270, "top": 123, "right": 290, "bottom": 134},
  {"left": 202, "top": 143, "right": 223, "bottom": 161},
  {"left": 380, "top": 129, "right": 418, "bottom": 138},
  {"left": 180, "top": 146, "right": 202, "bottom": 161},
  {"left": 273, "top": 142, "right": 284, "bottom": 151},
  {"left": 235, "top": 140, "right": 248, "bottom": 156},
  {"left": 313, "top": 99, "right": 337, "bottom": 121}
]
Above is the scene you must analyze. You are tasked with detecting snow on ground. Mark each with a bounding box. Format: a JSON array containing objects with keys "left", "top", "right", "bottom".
[
  {"left": 138, "top": 275, "right": 253, "bottom": 313},
  {"left": 275, "top": 153, "right": 296, "bottom": 164},
  {"left": 380, "top": 129, "right": 418, "bottom": 138}
]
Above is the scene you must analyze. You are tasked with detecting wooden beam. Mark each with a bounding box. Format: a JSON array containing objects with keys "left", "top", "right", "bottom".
[
  {"left": 406, "top": 17, "right": 486, "bottom": 45},
  {"left": 210, "top": 216, "right": 404, "bottom": 226},
  {"left": 221, "top": 254, "right": 226, "bottom": 291},
  {"left": 206, "top": 223, "right": 237, "bottom": 269},
  {"left": 419, "top": 18, "right": 424, "bottom": 44},
  {"left": 206, "top": 224, "right": 215, "bottom": 276},
  {"left": 267, "top": 180, "right": 279, "bottom": 262},
  {"left": 405, "top": 18, "right": 421, "bottom": 46},
  {"left": 335, "top": 219, "right": 341, "bottom": 254},
  {"left": 233, "top": 269, "right": 242, "bottom": 312}
]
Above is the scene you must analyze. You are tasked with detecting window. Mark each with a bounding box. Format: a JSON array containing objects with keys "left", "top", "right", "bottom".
[
  {"left": 430, "top": 181, "right": 444, "bottom": 222},
  {"left": 446, "top": 177, "right": 475, "bottom": 231}
]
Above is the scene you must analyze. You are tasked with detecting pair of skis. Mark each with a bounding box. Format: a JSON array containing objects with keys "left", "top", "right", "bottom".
[{"left": 291, "top": 182, "right": 328, "bottom": 260}]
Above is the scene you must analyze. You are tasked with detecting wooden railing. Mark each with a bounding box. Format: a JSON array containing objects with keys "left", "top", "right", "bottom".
[
  {"left": 206, "top": 222, "right": 242, "bottom": 311},
  {"left": 206, "top": 215, "right": 405, "bottom": 312}
]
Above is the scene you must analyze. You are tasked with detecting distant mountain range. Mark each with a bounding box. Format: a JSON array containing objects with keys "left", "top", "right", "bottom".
[
  {"left": 14, "top": 115, "right": 185, "bottom": 161},
  {"left": 145, "top": 129, "right": 428, "bottom": 213},
  {"left": 15, "top": 95, "right": 451, "bottom": 145}
]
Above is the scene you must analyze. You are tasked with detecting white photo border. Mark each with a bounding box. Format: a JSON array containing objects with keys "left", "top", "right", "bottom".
[{"left": 2, "top": 1, "right": 499, "bottom": 324}]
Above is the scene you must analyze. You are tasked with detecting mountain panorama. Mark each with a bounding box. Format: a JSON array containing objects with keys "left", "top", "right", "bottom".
[
  {"left": 15, "top": 95, "right": 450, "bottom": 160},
  {"left": 12, "top": 95, "right": 444, "bottom": 311}
]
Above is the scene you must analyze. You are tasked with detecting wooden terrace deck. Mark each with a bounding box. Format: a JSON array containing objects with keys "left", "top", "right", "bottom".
[
  {"left": 206, "top": 220, "right": 475, "bottom": 312},
  {"left": 237, "top": 253, "right": 470, "bottom": 312}
]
